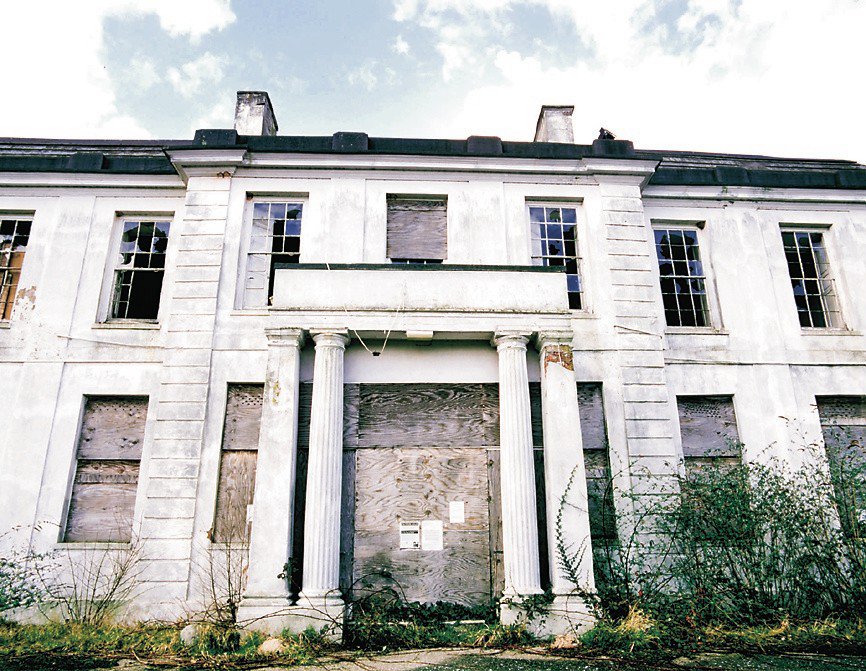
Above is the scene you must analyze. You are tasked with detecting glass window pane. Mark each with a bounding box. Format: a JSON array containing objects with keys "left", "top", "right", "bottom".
[{"left": 561, "top": 208, "right": 577, "bottom": 223}]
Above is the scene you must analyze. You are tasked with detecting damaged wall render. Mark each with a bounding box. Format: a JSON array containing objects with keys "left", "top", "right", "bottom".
[{"left": 0, "top": 92, "right": 865, "bottom": 638}]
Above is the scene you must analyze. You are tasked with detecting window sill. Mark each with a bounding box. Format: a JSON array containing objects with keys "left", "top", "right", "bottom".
[
  {"left": 800, "top": 327, "right": 861, "bottom": 336},
  {"left": 53, "top": 541, "right": 132, "bottom": 550},
  {"left": 229, "top": 309, "right": 268, "bottom": 317},
  {"left": 93, "top": 320, "right": 160, "bottom": 331},
  {"left": 0, "top": 320, "right": 10, "bottom": 330},
  {"left": 666, "top": 326, "right": 728, "bottom": 336}
]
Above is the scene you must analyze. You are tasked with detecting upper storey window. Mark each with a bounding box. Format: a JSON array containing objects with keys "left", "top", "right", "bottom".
[
  {"left": 529, "top": 205, "right": 581, "bottom": 309},
  {"left": 781, "top": 229, "right": 842, "bottom": 328},
  {"left": 653, "top": 227, "right": 710, "bottom": 327},
  {"left": 244, "top": 201, "right": 303, "bottom": 307},
  {"left": 386, "top": 196, "right": 447, "bottom": 264},
  {"left": 0, "top": 217, "right": 31, "bottom": 320},
  {"left": 111, "top": 219, "right": 171, "bottom": 320}
]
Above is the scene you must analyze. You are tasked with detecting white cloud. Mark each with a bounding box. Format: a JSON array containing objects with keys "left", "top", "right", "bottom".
[
  {"left": 396, "top": 0, "right": 866, "bottom": 162},
  {"left": 120, "top": 58, "right": 162, "bottom": 91},
  {"left": 393, "top": 34, "right": 411, "bottom": 55},
  {"left": 0, "top": 1, "right": 235, "bottom": 139},
  {"left": 167, "top": 52, "right": 228, "bottom": 98},
  {"left": 347, "top": 60, "right": 380, "bottom": 91}
]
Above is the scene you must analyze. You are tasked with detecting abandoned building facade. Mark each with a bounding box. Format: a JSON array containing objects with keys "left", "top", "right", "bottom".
[{"left": 1, "top": 92, "right": 864, "bottom": 635}]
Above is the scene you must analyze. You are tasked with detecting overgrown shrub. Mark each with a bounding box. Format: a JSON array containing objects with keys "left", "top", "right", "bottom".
[{"left": 560, "top": 438, "right": 866, "bottom": 632}]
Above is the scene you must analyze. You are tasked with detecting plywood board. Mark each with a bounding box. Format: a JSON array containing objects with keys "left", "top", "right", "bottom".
[
  {"left": 222, "top": 384, "right": 264, "bottom": 451},
  {"left": 77, "top": 396, "right": 148, "bottom": 460},
  {"left": 386, "top": 197, "right": 447, "bottom": 261},
  {"left": 677, "top": 395, "right": 741, "bottom": 458},
  {"left": 357, "top": 383, "right": 499, "bottom": 448},
  {"left": 64, "top": 461, "right": 139, "bottom": 542},
  {"left": 353, "top": 398, "right": 494, "bottom": 607},
  {"left": 213, "top": 450, "right": 257, "bottom": 542}
]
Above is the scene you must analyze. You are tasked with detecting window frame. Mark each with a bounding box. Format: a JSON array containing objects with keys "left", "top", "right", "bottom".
[
  {"left": 526, "top": 201, "right": 586, "bottom": 312},
  {"left": 651, "top": 220, "right": 722, "bottom": 331},
  {"left": 778, "top": 224, "right": 845, "bottom": 330},
  {"left": 237, "top": 196, "right": 308, "bottom": 309},
  {"left": 98, "top": 213, "right": 174, "bottom": 324},
  {"left": 0, "top": 213, "right": 34, "bottom": 322}
]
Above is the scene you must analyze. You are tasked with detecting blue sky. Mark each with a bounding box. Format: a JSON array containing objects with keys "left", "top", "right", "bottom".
[{"left": 3, "top": 1, "right": 866, "bottom": 162}]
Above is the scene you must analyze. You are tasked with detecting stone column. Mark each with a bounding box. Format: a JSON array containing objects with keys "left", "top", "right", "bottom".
[
  {"left": 299, "top": 330, "right": 349, "bottom": 608},
  {"left": 493, "top": 331, "right": 543, "bottom": 599},
  {"left": 238, "top": 329, "right": 304, "bottom": 623},
  {"left": 537, "top": 332, "right": 595, "bottom": 633}
]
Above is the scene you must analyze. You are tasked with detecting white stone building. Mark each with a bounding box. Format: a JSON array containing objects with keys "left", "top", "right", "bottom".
[{"left": 1, "top": 92, "right": 864, "bottom": 636}]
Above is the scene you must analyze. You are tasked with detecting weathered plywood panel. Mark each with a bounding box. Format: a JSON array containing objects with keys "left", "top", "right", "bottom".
[
  {"left": 222, "top": 384, "right": 263, "bottom": 451},
  {"left": 386, "top": 197, "right": 447, "bottom": 261},
  {"left": 677, "top": 395, "right": 741, "bottom": 458},
  {"left": 213, "top": 450, "right": 257, "bottom": 543},
  {"left": 357, "top": 383, "right": 499, "bottom": 448},
  {"left": 353, "top": 443, "right": 492, "bottom": 606},
  {"left": 584, "top": 450, "right": 618, "bottom": 541},
  {"left": 64, "top": 461, "right": 139, "bottom": 542},
  {"left": 77, "top": 396, "right": 148, "bottom": 460},
  {"left": 818, "top": 396, "right": 866, "bottom": 457},
  {"left": 296, "top": 383, "right": 314, "bottom": 450}
]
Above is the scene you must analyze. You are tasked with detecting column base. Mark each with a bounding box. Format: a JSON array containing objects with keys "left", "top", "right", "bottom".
[
  {"left": 499, "top": 593, "right": 595, "bottom": 639},
  {"left": 236, "top": 595, "right": 344, "bottom": 639}
]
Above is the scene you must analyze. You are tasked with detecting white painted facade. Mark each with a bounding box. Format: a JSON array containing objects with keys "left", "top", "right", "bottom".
[{"left": 1, "top": 98, "right": 865, "bottom": 636}]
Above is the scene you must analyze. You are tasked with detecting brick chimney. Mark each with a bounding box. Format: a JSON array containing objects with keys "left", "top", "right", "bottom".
[
  {"left": 534, "top": 105, "right": 574, "bottom": 143},
  {"left": 234, "top": 91, "right": 278, "bottom": 136}
]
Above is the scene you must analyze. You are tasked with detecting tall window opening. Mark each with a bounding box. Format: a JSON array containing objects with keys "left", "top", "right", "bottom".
[
  {"left": 529, "top": 205, "right": 582, "bottom": 309},
  {"left": 243, "top": 201, "right": 303, "bottom": 307},
  {"left": 111, "top": 219, "right": 171, "bottom": 320},
  {"left": 654, "top": 227, "right": 710, "bottom": 327},
  {"left": 0, "top": 217, "right": 32, "bottom": 320},
  {"left": 781, "top": 229, "right": 842, "bottom": 328}
]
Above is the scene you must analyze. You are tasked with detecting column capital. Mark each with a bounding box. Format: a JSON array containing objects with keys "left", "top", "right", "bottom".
[
  {"left": 535, "top": 331, "right": 574, "bottom": 352},
  {"left": 492, "top": 331, "right": 533, "bottom": 350},
  {"left": 309, "top": 329, "right": 350, "bottom": 348},
  {"left": 264, "top": 327, "right": 305, "bottom": 348}
]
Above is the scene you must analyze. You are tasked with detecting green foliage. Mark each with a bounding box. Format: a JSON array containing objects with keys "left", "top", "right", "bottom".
[
  {"left": 345, "top": 590, "right": 505, "bottom": 650},
  {"left": 556, "top": 435, "right": 866, "bottom": 653}
]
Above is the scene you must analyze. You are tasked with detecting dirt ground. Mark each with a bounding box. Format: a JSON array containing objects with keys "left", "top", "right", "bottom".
[{"left": 3, "top": 647, "right": 866, "bottom": 671}]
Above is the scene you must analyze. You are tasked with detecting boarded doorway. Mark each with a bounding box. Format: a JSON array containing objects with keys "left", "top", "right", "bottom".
[{"left": 350, "top": 383, "right": 499, "bottom": 607}]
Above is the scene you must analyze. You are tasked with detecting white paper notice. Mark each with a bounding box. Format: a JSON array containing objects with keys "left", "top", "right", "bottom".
[
  {"left": 399, "top": 522, "right": 421, "bottom": 550},
  {"left": 421, "top": 520, "right": 444, "bottom": 551},
  {"left": 449, "top": 501, "right": 465, "bottom": 524}
]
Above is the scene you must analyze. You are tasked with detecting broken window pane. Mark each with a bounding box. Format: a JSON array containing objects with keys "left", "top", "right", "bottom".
[
  {"left": 654, "top": 227, "right": 710, "bottom": 327},
  {"left": 780, "top": 229, "right": 842, "bottom": 328},
  {"left": 244, "top": 201, "right": 304, "bottom": 307},
  {"left": 110, "top": 220, "right": 171, "bottom": 320},
  {"left": 0, "top": 217, "right": 32, "bottom": 320},
  {"left": 529, "top": 205, "right": 582, "bottom": 309}
]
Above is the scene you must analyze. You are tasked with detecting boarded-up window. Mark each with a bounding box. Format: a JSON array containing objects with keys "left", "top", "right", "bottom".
[
  {"left": 386, "top": 196, "right": 447, "bottom": 263},
  {"left": 213, "top": 384, "right": 263, "bottom": 543},
  {"left": 817, "top": 396, "right": 866, "bottom": 539},
  {"left": 528, "top": 382, "right": 615, "bottom": 543},
  {"left": 64, "top": 396, "right": 147, "bottom": 543},
  {"left": 578, "top": 383, "right": 617, "bottom": 541},
  {"left": 677, "top": 396, "right": 741, "bottom": 475}
]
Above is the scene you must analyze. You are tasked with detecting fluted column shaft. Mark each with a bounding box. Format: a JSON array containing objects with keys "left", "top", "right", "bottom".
[
  {"left": 242, "top": 328, "right": 304, "bottom": 603},
  {"left": 299, "top": 330, "right": 349, "bottom": 605},
  {"left": 494, "top": 332, "right": 542, "bottom": 596},
  {"left": 537, "top": 333, "right": 595, "bottom": 596}
]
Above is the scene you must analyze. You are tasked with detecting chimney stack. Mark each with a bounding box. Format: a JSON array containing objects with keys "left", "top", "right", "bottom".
[
  {"left": 533, "top": 105, "right": 574, "bottom": 143},
  {"left": 234, "top": 91, "right": 278, "bottom": 136}
]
